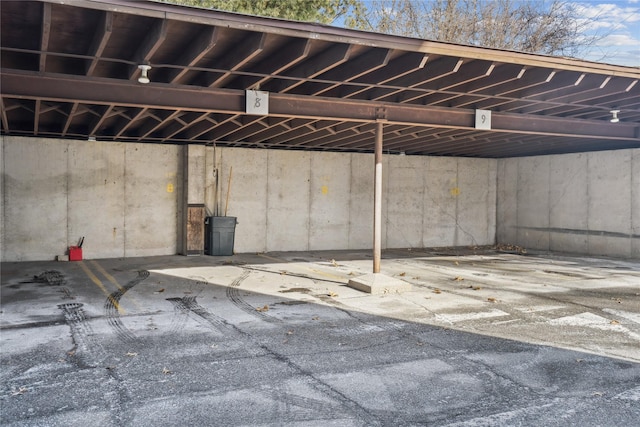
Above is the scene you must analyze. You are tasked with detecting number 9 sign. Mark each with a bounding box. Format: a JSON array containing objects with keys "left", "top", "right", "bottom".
[{"left": 475, "top": 109, "right": 491, "bottom": 130}]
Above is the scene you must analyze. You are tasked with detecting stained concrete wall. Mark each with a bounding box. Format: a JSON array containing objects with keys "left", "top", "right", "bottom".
[
  {"left": 1, "top": 136, "right": 497, "bottom": 261},
  {"left": 215, "top": 148, "right": 497, "bottom": 253},
  {"left": 497, "top": 148, "right": 640, "bottom": 258},
  {"left": 1, "top": 137, "right": 181, "bottom": 261}
]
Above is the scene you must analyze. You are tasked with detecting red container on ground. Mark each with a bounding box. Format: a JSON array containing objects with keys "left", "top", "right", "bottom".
[{"left": 69, "top": 246, "right": 83, "bottom": 261}]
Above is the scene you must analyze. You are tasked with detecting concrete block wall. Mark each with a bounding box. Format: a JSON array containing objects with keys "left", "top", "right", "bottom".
[
  {"left": 497, "top": 148, "right": 640, "bottom": 258},
  {"left": 1, "top": 136, "right": 181, "bottom": 261},
  {"left": 216, "top": 147, "right": 497, "bottom": 253},
  {"left": 1, "top": 136, "right": 497, "bottom": 261}
]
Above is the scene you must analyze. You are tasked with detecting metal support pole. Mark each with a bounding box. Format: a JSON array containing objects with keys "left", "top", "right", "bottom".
[{"left": 373, "top": 121, "right": 383, "bottom": 273}]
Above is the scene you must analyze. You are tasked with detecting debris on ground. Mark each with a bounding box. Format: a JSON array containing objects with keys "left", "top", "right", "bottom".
[
  {"left": 31, "top": 270, "right": 65, "bottom": 286},
  {"left": 256, "top": 304, "right": 269, "bottom": 312},
  {"left": 495, "top": 243, "right": 527, "bottom": 254},
  {"left": 11, "top": 386, "right": 28, "bottom": 396}
]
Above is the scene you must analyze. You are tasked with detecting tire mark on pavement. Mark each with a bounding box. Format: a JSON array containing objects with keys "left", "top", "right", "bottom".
[
  {"left": 268, "top": 387, "right": 350, "bottom": 418},
  {"left": 58, "top": 303, "right": 101, "bottom": 367},
  {"left": 165, "top": 279, "right": 207, "bottom": 333},
  {"left": 167, "top": 289, "right": 379, "bottom": 424},
  {"left": 30, "top": 270, "right": 65, "bottom": 286},
  {"left": 104, "top": 270, "right": 149, "bottom": 343},
  {"left": 225, "top": 269, "right": 280, "bottom": 323},
  {"left": 166, "top": 296, "right": 231, "bottom": 336}
]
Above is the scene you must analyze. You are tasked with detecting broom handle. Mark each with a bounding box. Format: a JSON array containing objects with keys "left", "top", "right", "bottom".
[{"left": 224, "top": 166, "right": 232, "bottom": 216}]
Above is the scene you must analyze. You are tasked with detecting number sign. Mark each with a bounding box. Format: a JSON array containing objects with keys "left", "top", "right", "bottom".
[
  {"left": 246, "top": 90, "right": 269, "bottom": 115},
  {"left": 475, "top": 109, "right": 491, "bottom": 130}
]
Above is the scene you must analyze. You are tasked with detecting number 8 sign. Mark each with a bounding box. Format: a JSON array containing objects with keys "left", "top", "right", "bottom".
[{"left": 246, "top": 90, "right": 269, "bottom": 115}]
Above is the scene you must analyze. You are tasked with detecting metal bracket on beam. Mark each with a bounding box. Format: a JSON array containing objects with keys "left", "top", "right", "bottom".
[{"left": 376, "top": 107, "right": 387, "bottom": 122}]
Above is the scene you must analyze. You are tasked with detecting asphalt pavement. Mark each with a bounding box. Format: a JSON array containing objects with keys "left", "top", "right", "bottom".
[{"left": 1, "top": 248, "right": 639, "bottom": 426}]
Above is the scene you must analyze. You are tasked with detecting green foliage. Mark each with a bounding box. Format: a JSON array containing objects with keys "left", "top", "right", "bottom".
[{"left": 160, "top": 0, "right": 366, "bottom": 26}]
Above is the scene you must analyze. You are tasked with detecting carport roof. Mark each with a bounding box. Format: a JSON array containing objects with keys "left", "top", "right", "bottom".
[{"left": 1, "top": 0, "right": 639, "bottom": 158}]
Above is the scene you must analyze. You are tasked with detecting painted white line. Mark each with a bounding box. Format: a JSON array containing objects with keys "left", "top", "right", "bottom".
[
  {"left": 514, "top": 305, "right": 565, "bottom": 313},
  {"left": 602, "top": 308, "right": 640, "bottom": 325},
  {"left": 548, "top": 312, "right": 640, "bottom": 340},
  {"left": 438, "top": 309, "right": 510, "bottom": 323}
]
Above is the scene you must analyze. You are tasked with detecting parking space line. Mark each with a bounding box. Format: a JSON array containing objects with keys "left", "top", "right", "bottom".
[
  {"left": 89, "top": 260, "right": 125, "bottom": 292},
  {"left": 89, "top": 260, "right": 143, "bottom": 311},
  {"left": 77, "top": 261, "right": 125, "bottom": 314},
  {"left": 257, "top": 253, "right": 289, "bottom": 263}
]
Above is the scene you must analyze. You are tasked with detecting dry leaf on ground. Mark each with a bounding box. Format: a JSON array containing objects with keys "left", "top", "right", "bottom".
[{"left": 11, "top": 386, "right": 28, "bottom": 396}]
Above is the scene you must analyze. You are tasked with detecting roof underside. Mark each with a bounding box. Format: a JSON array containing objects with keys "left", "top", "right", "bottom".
[{"left": 1, "top": 0, "right": 639, "bottom": 158}]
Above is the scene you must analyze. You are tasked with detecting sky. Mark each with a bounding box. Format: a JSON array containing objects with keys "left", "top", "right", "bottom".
[
  {"left": 350, "top": 0, "right": 640, "bottom": 67},
  {"left": 574, "top": 0, "right": 640, "bottom": 66}
]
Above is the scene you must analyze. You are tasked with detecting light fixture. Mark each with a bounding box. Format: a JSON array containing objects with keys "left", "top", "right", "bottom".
[
  {"left": 137, "top": 64, "right": 152, "bottom": 84},
  {"left": 610, "top": 109, "right": 620, "bottom": 123}
]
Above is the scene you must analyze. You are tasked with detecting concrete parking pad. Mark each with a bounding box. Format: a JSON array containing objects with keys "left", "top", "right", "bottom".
[{"left": 1, "top": 249, "right": 639, "bottom": 426}]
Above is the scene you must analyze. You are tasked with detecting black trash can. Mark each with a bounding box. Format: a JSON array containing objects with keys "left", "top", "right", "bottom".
[{"left": 205, "top": 216, "right": 237, "bottom": 256}]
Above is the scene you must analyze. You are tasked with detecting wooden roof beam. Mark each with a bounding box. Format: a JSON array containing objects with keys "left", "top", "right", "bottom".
[
  {"left": 39, "top": 3, "right": 51, "bottom": 72},
  {"left": 265, "top": 43, "right": 352, "bottom": 93},
  {"left": 207, "top": 32, "right": 265, "bottom": 88},
  {"left": 114, "top": 107, "right": 148, "bottom": 139},
  {"left": 334, "top": 53, "right": 428, "bottom": 99},
  {"left": 86, "top": 12, "right": 113, "bottom": 76},
  {"left": 368, "top": 56, "right": 462, "bottom": 102},
  {"left": 235, "top": 38, "right": 311, "bottom": 90},
  {"left": 4, "top": 69, "right": 637, "bottom": 142},
  {"left": 168, "top": 27, "right": 218, "bottom": 84},
  {"left": 0, "top": 98, "right": 9, "bottom": 132},
  {"left": 129, "top": 19, "right": 168, "bottom": 80},
  {"left": 307, "top": 48, "right": 392, "bottom": 96}
]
